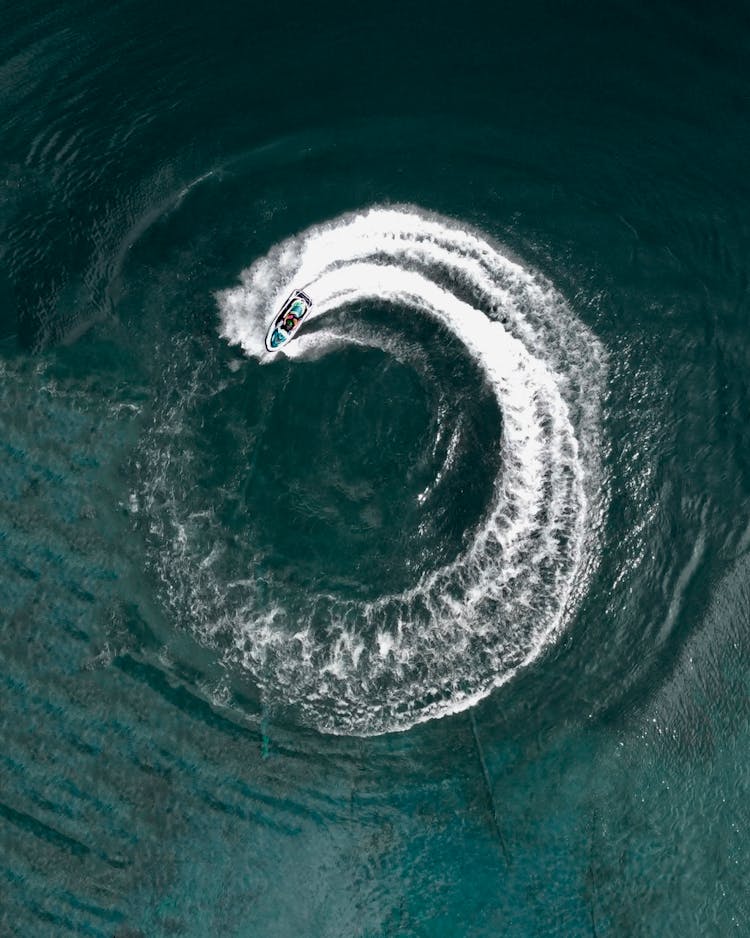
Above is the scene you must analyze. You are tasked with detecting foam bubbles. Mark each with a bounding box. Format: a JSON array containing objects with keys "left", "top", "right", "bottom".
[{"left": 212, "top": 206, "right": 605, "bottom": 734}]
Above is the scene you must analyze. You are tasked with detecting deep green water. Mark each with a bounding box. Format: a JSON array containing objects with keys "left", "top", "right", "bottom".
[{"left": 2, "top": 0, "right": 750, "bottom": 934}]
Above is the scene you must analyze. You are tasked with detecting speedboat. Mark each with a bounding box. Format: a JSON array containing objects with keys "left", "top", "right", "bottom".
[{"left": 264, "top": 289, "right": 313, "bottom": 352}]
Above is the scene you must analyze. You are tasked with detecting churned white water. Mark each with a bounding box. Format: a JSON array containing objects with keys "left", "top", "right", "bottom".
[{"left": 210, "top": 206, "right": 605, "bottom": 734}]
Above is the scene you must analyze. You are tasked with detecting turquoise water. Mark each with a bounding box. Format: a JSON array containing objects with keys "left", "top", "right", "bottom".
[{"left": 2, "top": 0, "right": 750, "bottom": 933}]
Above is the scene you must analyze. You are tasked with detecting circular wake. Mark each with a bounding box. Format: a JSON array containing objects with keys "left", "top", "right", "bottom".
[{"left": 205, "top": 206, "right": 605, "bottom": 734}]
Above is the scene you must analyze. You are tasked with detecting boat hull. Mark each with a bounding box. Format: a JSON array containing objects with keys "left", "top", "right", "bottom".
[{"left": 264, "top": 289, "right": 313, "bottom": 352}]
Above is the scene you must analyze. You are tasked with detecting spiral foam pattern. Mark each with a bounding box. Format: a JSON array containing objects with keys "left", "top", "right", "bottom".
[{"left": 215, "top": 206, "right": 606, "bottom": 734}]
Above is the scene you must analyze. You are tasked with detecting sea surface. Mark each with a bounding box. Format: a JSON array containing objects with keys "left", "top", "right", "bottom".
[{"left": 2, "top": 0, "right": 750, "bottom": 934}]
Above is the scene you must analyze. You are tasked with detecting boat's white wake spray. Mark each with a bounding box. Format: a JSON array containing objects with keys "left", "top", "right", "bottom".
[{"left": 213, "top": 206, "right": 605, "bottom": 734}]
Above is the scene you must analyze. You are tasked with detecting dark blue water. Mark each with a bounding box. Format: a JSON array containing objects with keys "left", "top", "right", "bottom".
[{"left": 2, "top": 0, "right": 750, "bottom": 934}]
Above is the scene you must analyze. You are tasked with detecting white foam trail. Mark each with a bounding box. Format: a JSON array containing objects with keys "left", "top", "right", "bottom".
[{"left": 213, "top": 206, "right": 605, "bottom": 734}]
